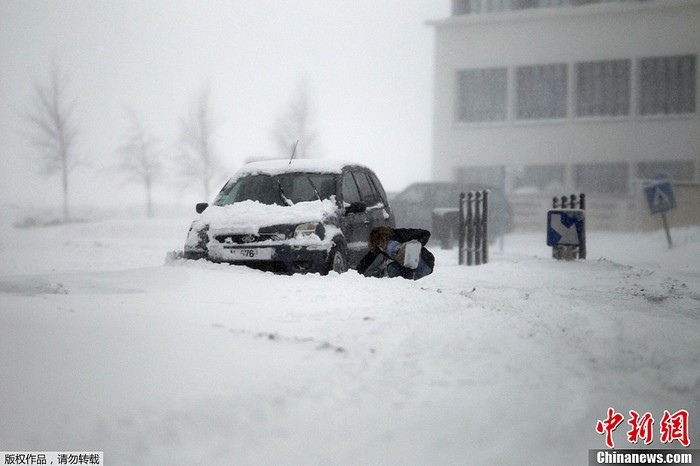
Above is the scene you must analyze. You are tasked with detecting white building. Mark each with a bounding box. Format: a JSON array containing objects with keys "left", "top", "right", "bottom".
[{"left": 428, "top": 0, "right": 699, "bottom": 228}]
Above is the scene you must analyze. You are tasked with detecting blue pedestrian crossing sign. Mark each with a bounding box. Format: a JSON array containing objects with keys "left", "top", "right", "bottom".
[
  {"left": 644, "top": 182, "right": 676, "bottom": 215},
  {"left": 547, "top": 210, "right": 585, "bottom": 247}
]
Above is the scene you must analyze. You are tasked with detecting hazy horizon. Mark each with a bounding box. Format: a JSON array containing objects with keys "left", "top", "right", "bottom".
[{"left": 0, "top": 1, "right": 447, "bottom": 212}]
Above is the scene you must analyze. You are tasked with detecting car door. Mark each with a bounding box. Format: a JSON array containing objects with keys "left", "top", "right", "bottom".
[
  {"left": 354, "top": 169, "right": 392, "bottom": 232},
  {"left": 340, "top": 169, "right": 371, "bottom": 265},
  {"left": 367, "top": 170, "right": 395, "bottom": 227}
]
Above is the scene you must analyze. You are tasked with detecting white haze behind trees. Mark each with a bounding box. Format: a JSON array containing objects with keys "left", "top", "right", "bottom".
[
  {"left": 116, "top": 109, "right": 162, "bottom": 218},
  {"left": 177, "top": 84, "right": 224, "bottom": 202},
  {"left": 0, "top": 1, "right": 446, "bottom": 212},
  {"left": 23, "top": 61, "right": 80, "bottom": 222},
  {"left": 271, "top": 79, "right": 320, "bottom": 161}
]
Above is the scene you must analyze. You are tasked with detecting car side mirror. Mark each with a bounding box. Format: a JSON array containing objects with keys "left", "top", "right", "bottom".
[
  {"left": 196, "top": 203, "right": 209, "bottom": 214},
  {"left": 345, "top": 201, "right": 366, "bottom": 214}
]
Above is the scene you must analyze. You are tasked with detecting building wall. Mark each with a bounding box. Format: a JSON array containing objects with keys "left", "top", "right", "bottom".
[{"left": 430, "top": 0, "right": 700, "bottom": 191}]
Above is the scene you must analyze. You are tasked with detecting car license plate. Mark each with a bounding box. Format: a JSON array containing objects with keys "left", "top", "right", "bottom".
[{"left": 225, "top": 247, "right": 273, "bottom": 260}]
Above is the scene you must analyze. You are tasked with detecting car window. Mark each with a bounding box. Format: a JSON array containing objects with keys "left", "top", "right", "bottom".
[
  {"left": 213, "top": 173, "right": 336, "bottom": 206},
  {"left": 214, "top": 175, "right": 283, "bottom": 206},
  {"left": 308, "top": 174, "right": 337, "bottom": 200},
  {"left": 277, "top": 174, "right": 335, "bottom": 203},
  {"left": 341, "top": 171, "right": 362, "bottom": 205},
  {"left": 354, "top": 171, "right": 380, "bottom": 206},
  {"left": 368, "top": 172, "right": 389, "bottom": 206}
]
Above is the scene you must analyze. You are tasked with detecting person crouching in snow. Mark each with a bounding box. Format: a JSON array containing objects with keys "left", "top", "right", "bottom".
[{"left": 356, "top": 226, "right": 435, "bottom": 280}]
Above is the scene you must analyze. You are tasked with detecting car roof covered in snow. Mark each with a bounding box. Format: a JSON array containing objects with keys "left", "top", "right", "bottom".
[{"left": 236, "top": 159, "right": 367, "bottom": 177}]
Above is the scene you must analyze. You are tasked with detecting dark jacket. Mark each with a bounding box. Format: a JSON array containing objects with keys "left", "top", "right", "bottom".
[{"left": 356, "top": 228, "right": 435, "bottom": 276}]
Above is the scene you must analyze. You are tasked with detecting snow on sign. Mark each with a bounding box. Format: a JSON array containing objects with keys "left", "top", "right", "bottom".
[
  {"left": 644, "top": 182, "right": 677, "bottom": 215},
  {"left": 547, "top": 210, "right": 585, "bottom": 247}
]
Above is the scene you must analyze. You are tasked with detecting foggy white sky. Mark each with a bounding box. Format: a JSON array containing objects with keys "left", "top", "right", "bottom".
[{"left": 0, "top": 0, "right": 447, "bottom": 209}]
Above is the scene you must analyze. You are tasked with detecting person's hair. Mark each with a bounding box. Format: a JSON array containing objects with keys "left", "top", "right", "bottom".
[{"left": 368, "top": 226, "right": 394, "bottom": 251}]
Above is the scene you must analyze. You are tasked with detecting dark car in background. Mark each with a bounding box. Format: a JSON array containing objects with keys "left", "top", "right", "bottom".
[
  {"left": 390, "top": 182, "right": 514, "bottom": 248},
  {"left": 183, "top": 159, "right": 395, "bottom": 274}
]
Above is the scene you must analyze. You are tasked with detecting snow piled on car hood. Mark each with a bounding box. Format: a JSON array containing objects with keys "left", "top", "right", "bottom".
[{"left": 199, "top": 199, "right": 338, "bottom": 235}]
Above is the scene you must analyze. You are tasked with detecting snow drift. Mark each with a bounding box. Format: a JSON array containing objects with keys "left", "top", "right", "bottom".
[{"left": 1, "top": 211, "right": 698, "bottom": 465}]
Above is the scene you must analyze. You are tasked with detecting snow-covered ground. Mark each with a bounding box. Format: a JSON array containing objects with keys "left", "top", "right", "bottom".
[{"left": 1, "top": 207, "right": 698, "bottom": 465}]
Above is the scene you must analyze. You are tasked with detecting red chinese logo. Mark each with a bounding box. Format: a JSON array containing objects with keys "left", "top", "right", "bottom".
[
  {"left": 627, "top": 410, "right": 654, "bottom": 445},
  {"left": 596, "top": 408, "right": 624, "bottom": 448},
  {"left": 596, "top": 408, "right": 690, "bottom": 448},
  {"left": 660, "top": 409, "right": 690, "bottom": 447}
]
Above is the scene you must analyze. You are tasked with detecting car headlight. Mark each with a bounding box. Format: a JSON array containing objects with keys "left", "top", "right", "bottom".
[
  {"left": 185, "top": 223, "right": 209, "bottom": 250},
  {"left": 294, "top": 222, "right": 325, "bottom": 240}
]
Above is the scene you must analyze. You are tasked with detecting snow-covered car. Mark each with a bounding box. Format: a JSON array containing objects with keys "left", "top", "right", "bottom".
[{"left": 183, "top": 159, "right": 395, "bottom": 274}]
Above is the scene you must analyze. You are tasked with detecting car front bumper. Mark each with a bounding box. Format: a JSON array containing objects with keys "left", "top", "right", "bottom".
[{"left": 206, "top": 243, "right": 331, "bottom": 274}]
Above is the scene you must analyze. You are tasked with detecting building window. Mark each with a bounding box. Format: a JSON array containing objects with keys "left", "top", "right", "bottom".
[
  {"left": 636, "top": 161, "right": 695, "bottom": 182},
  {"left": 457, "top": 68, "right": 508, "bottom": 123},
  {"left": 452, "top": 0, "right": 667, "bottom": 15},
  {"left": 576, "top": 60, "right": 631, "bottom": 117},
  {"left": 509, "top": 0, "right": 538, "bottom": 10},
  {"left": 516, "top": 64, "right": 568, "bottom": 120},
  {"left": 512, "top": 164, "right": 566, "bottom": 193},
  {"left": 456, "top": 165, "right": 505, "bottom": 188},
  {"left": 452, "top": 0, "right": 510, "bottom": 14},
  {"left": 452, "top": 0, "right": 470, "bottom": 14},
  {"left": 575, "top": 162, "right": 629, "bottom": 194},
  {"left": 639, "top": 55, "right": 696, "bottom": 116}
]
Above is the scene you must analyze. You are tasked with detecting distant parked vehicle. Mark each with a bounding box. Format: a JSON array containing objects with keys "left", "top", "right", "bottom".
[
  {"left": 390, "top": 182, "right": 514, "bottom": 248},
  {"left": 183, "top": 159, "right": 395, "bottom": 274}
]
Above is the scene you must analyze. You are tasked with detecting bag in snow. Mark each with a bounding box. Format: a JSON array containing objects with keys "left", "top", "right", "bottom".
[{"left": 396, "top": 240, "right": 422, "bottom": 269}]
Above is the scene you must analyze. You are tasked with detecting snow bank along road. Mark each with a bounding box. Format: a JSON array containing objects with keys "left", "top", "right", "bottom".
[{"left": 0, "top": 215, "right": 698, "bottom": 465}]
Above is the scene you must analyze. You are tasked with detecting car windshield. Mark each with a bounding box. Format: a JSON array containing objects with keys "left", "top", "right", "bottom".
[{"left": 213, "top": 173, "right": 337, "bottom": 206}]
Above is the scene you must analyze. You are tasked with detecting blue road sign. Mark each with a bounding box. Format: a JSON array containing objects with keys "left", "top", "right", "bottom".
[
  {"left": 644, "top": 182, "right": 676, "bottom": 215},
  {"left": 547, "top": 210, "right": 585, "bottom": 247}
]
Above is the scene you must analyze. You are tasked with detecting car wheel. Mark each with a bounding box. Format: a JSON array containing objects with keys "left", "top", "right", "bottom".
[{"left": 324, "top": 241, "right": 348, "bottom": 275}]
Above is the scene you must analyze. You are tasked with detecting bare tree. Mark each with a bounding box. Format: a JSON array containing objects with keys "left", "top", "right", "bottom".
[
  {"left": 24, "top": 61, "right": 79, "bottom": 222},
  {"left": 178, "top": 85, "right": 222, "bottom": 201},
  {"left": 116, "top": 110, "right": 162, "bottom": 218},
  {"left": 271, "top": 79, "right": 319, "bottom": 159}
]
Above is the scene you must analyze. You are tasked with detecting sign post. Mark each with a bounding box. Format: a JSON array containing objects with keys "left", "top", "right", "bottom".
[
  {"left": 547, "top": 210, "right": 586, "bottom": 259},
  {"left": 547, "top": 193, "right": 586, "bottom": 261},
  {"left": 643, "top": 181, "right": 676, "bottom": 249}
]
